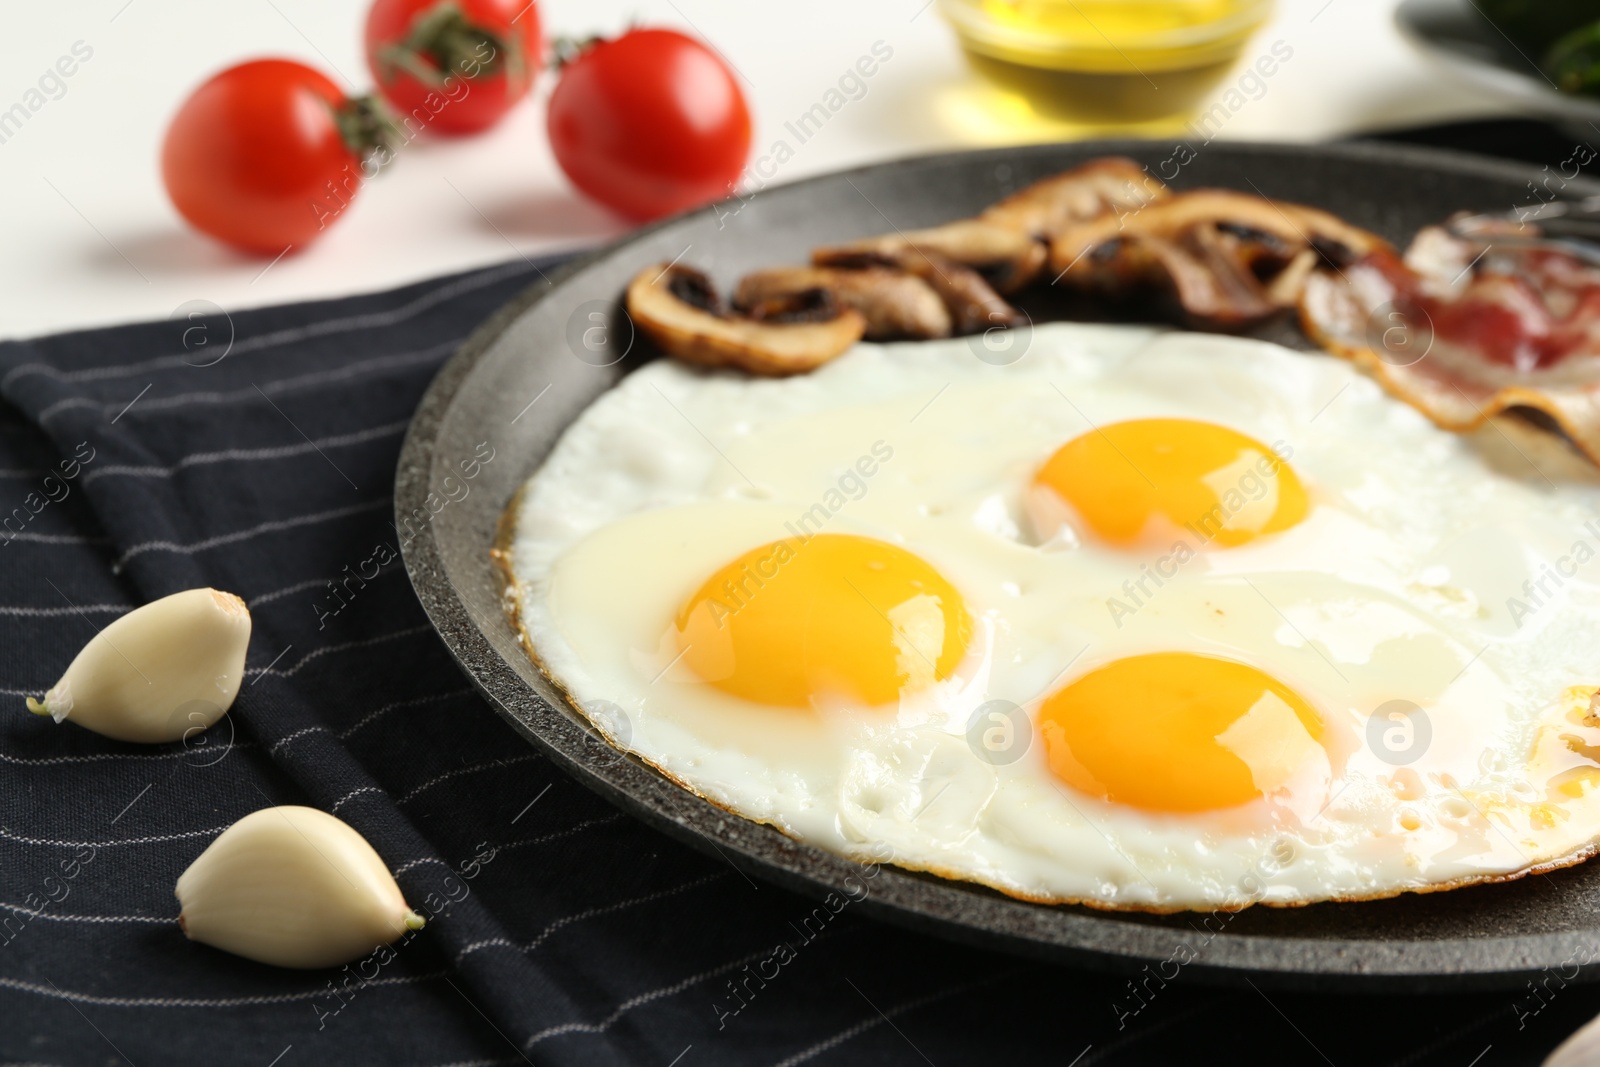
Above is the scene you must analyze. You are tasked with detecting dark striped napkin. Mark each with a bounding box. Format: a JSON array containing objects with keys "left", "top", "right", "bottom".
[{"left": 2, "top": 120, "right": 1599, "bottom": 1067}]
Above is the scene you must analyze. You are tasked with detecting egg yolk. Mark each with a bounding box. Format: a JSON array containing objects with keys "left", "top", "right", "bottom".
[
  {"left": 1034, "top": 418, "right": 1308, "bottom": 548},
  {"left": 1039, "top": 653, "right": 1326, "bottom": 812},
  {"left": 674, "top": 534, "right": 972, "bottom": 708}
]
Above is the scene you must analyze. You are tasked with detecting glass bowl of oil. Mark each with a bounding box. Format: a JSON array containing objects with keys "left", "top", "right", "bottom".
[{"left": 942, "top": 0, "right": 1275, "bottom": 126}]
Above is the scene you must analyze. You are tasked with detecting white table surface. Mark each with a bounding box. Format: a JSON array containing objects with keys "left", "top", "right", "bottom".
[{"left": 0, "top": 0, "right": 1516, "bottom": 340}]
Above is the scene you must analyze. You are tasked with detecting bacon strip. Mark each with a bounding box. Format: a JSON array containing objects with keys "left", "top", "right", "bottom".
[{"left": 1300, "top": 223, "right": 1600, "bottom": 465}]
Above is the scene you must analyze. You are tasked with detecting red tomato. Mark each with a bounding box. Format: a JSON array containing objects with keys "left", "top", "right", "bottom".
[
  {"left": 162, "top": 59, "right": 371, "bottom": 254},
  {"left": 365, "top": 0, "right": 542, "bottom": 135},
  {"left": 547, "top": 29, "right": 751, "bottom": 221}
]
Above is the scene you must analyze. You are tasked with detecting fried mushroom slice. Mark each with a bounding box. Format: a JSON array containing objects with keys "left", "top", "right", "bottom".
[
  {"left": 1050, "top": 189, "right": 1391, "bottom": 327},
  {"left": 809, "top": 158, "right": 1170, "bottom": 294},
  {"left": 626, "top": 263, "right": 866, "bottom": 376},
  {"left": 813, "top": 220, "right": 1046, "bottom": 294},
  {"left": 733, "top": 266, "right": 952, "bottom": 340},
  {"left": 814, "top": 249, "right": 1024, "bottom": 335},
  {"left": 1052, "top": 190, "right": 1387, "bottom": 277},
  {"left": 980, "top": 156, "right": 1168, "bottom": 238}
]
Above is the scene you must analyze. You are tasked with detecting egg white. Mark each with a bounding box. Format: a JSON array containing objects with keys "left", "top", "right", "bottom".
[{"left": 502, "top": 324, "right": 1600, "bottom": 910}]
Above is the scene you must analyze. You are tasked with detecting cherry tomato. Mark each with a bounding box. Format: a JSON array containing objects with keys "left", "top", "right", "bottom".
[
  {"left": 365, "top": 0, "right": 541, "bottom": 135},
  {"left": 162, "top": 59, "right": 381, "bottom": 254},
  {"left": 547, "top": 28, "right": 751, "bottom": 221}
]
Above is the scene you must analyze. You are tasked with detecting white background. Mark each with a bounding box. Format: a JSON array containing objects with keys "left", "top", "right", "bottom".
[{"left": 0, "top": 0, "right": 1517, "bottom": 339}]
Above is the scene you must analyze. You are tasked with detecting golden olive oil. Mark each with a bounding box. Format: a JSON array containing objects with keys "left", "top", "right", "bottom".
[{"left": 942, "top": 0, "right": 1273, "bottom": 124}]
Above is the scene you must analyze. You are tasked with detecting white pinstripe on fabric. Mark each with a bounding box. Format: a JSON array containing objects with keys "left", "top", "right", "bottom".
[
  {"left": 495, "top": 815, "right": 630, "bottom": 852},
  {"left": 766, "top": 1007, "right": 892, "bottom": 1067},
  {"left": 1073, "top": 998, "right": 1214, "bottom": 1067},
  {"left": 765, "top": 971, "right": 1016, "bottom": 1067},
  {"left": 0, "top": 260, "right": 530, "bottom": 390},
  {"left": 81, "top": 419, "right": 410, "bottom": 484},
  {"left": 246, "top": 564, "right": 405, "bottom": 611},
  {"left": 398, "top": 756, "right": 542, "bottom": 806},
  {"left": 267, "top": 725, "right": 329, "bottom": 755},
  {"left": 114, "top": 498, "right": 390, "bottom": 568},
  {"left": 524, "top": 945, "right": 780, "bottom": 1047},
  {"left": 392, "top": 815, "right": 627, "bottom": 877},
  {"left": 36, "top": 345, "right": 454, "bottom": 424},
  {"left": 130, "top": 346, "right": 456, "bottom": 414},
  {"left": 0, "top": 900, "right": 172, "bottom": 925},
  {"left": 0, "top": 603, "right": 126, "bottom": 617},
  {"left": 338, "top": 689, "right": 475, "bottom": 741},
  {"left": 0, "top": 741, "right": 255, "bottom": 766},
  {"left": 246, "top": 574, "right": 341, "bottom": 607},
  {"left": 0, "top": 970, "right": 447, "bottom": 1007},
  {"left": 30, "top": 397, "right": 95, "bottom": 423},
  {"left": 453, "top": 873, "right": 729, "bottom": 963},
  {"left": 0, "top": 824, "right": 229, "bottom": 849},
  {"left": 329, "top": 786, "right": 386, "bottom": 814},
  {"left": 391, "top": 856, "right": 450, "bottom": 877},
  {"left": 247, "top": 624, "right": 435, "bottom": 678},
  {"left": 0, "top": 531, "right": 109, "bottom": 545},
  {"left": 522, "top": 873, "right": 730, "bottom": 950}
]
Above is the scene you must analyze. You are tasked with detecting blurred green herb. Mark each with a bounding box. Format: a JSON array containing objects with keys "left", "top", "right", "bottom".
[
  {"left": 1474, "top": 0, "right": 1595, "bottom": 55},
  {"left": 1545, "top": 20, "right": 1600, "bottom": 98}
]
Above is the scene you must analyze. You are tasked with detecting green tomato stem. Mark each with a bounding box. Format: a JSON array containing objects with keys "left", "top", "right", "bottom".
[{"left": 376, "top": 0, "right": 519, "bottom": 89}]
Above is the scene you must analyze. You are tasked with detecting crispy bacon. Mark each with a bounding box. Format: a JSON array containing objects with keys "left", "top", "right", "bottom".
[{"left": 1300, "top": 222, "right": 1600, "bottom": 464}]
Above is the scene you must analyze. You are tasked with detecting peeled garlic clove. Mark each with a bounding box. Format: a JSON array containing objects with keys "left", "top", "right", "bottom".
[
  {"left": 176, "top": 805, "right": 424, "bottom": 969},
  {"left": 27, "top": 587, "right": 251, "bottom": 743},
  {"left": 1546, "top": 1012, "right": 1600, "bottom": 1067}
]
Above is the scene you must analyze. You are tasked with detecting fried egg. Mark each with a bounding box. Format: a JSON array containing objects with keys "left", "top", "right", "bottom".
[{"left": 501, "top": 323, "right": 1600, "bottom": 911}]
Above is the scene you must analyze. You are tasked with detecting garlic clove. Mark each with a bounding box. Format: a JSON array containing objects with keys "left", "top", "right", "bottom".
[
  {"left": 27, "top": 587, "right": 251, "bottom": 743},
  {"left": 176, "top": 805, "right": 424, "bottom": 969},
  {"left": 1546, "top": 1011, "right": 1600, "bottom": 1067}
]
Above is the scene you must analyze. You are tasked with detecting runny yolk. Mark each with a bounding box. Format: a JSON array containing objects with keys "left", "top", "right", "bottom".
[
  {"left": 674, "top": 533, "right": 972, "bottom": 709},
  {"left": 1038, "top": 653, "right": 1326, "bottom": 813},
  {"left": 1033, "top": 418, "right": 1308, "bottom": 549}
]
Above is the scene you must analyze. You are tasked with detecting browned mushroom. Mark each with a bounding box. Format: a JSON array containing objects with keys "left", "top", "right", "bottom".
[
  {"left": 814, "top": 248, "right": 1024, "bottom": 335},
  {"left": 812, "top": 221, "right": 1046, "bottom": 294},
  {"left": 1051, "top": 190, "right": 1386, "bottom": 276},
  {"left": 810, "top": 158, "right": 1170, "bottom": 295},
  {"left": 1142, "top": 233, "right": 1280, "bottom": 324},
  {"left": 625, "top": 263, "right": 866, "bottom": 376},
  {"left": 733, "top": 266, "right": 952, "bottom": 340},
  {"left": 981, "top": 156, "right": 1168, "bottom": 238},
  {"left": 1049, "top": 189, "right": 1391, "bottom": 327}
]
